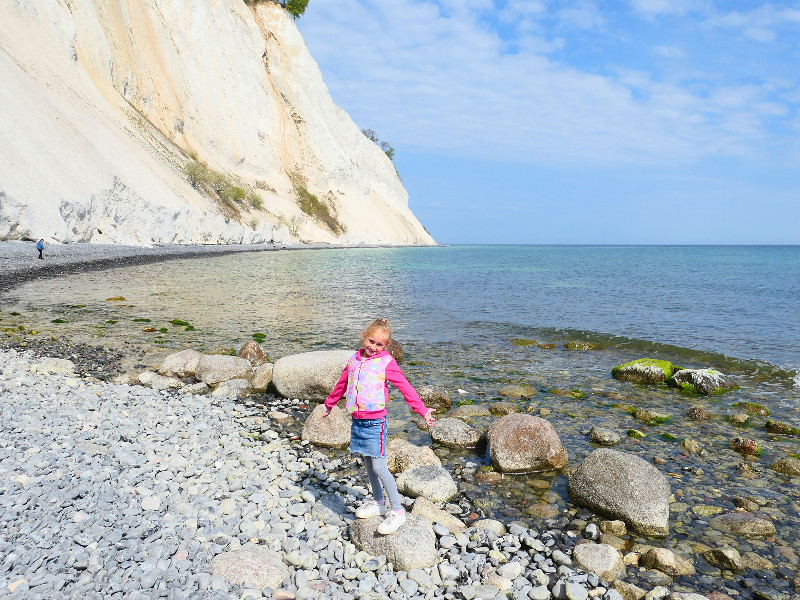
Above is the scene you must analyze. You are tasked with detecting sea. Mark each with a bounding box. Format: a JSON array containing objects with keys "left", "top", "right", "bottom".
[{"left": 2, "top": 244, "right": 800, "bottom": 541}]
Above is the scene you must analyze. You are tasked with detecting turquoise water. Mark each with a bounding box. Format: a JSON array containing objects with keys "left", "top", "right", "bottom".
[{"left": 2, "top": 244, "right": 799, "bottom": 379}]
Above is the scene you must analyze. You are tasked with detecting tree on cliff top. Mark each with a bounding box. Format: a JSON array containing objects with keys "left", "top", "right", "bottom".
[{"left": 285, "top": 0, "right": 309, "bottom": 18}]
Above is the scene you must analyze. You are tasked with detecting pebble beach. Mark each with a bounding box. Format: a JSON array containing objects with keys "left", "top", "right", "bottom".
[{"left": 1, "top": 242, "right": 798, "bottom": 600}]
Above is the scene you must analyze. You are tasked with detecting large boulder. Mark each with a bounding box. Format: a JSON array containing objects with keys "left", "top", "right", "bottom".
[
  {"left": 396, "top": 465, "right": 458, "bottom": 503},
  {"left": 349, "top": 514, "right": 437, "bottom": 570},
  {"left": 195, "top": 354, "right": 252, "bottom": 385},
  {"left": 487, "top": 414, "right": 568, "bottom": 473},
  {"left": 572, "top": 543, "right": 625, "bottom": 581},
  {"left": 429, "top": 417, "right": 483, "bottom": 448},
  {"left": 138, "top": 371, "right": 184, "bottom": 390},
  {"left": 667, "top": 368, "right": 738, "bottom": 395},
  {"left": 272, "top": 350, "right": 352, "bottom": 401},
  {"left": 612, "top": 359, "right": 678, "bottom": 384},
  {"left": 387, "top": 439, "right": 441, "bottom": 473},
  {"left": 158, "top": 349, "right": 202, "bottom": 378},
  {"left": 210, "top": 547, "right": 288, "bottom": 589},
  {"left": 301, "top": 404, "right": 350, "bottom": 448},
  {"left": 568, "top": 448, "right": 670, "bottom": 537}
]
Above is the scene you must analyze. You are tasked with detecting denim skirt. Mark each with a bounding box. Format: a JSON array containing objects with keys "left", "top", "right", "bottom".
[{"left": 349, "top": 417, "right": 387, "bottom": 458}]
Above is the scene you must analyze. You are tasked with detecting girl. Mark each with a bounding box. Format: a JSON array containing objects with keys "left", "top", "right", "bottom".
[{"left": 323, "top": 318, "right": 435, "bottom": 534}]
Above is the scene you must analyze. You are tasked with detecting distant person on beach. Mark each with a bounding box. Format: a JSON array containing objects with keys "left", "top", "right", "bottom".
[
  {"left": 36, "top": 239, "right": 44, "bottom": 260},
  {"left": 323, "top": 318, "right": 435, "bottom": 535}
]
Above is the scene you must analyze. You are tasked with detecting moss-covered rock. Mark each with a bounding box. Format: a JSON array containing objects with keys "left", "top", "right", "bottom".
[
  {"left": 612, "top": 359, "right": 678, "bottom": 384},
  {"left": 765, "top": 420, "right": 800, "bottom": 436},
  {"left": 565, "top": 340, "right": 595, "bottom": 351},
  {"left": 634, "top": 408, "right": 671, "bottom": 425},
  {"left": 667, "top": 368, "right": 738, "bottom": 395},
  {"left": 510, "top": 339, "right": 537, "bottom": 346},
  {"left": 733, "top": 402, "right": 770, "bottom": 416},
  {"left": 627, "top": 429, "right": 647, "bottom": 439}
]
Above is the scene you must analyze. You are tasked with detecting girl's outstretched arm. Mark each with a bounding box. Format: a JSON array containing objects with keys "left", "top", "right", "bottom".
[{"left": 385, "top": 361, "right": 434, "bottom": 424}]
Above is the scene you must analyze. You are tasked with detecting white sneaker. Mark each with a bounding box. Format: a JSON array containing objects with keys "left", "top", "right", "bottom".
[
  {"left": 377, "top": 509, "right": 406, "bottom": 534},
  {"left": 355, "top": 500, "right": 387, "bottom": 519}
]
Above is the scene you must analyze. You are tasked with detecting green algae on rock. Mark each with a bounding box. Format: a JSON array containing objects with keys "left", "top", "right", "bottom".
[
  {"left": 733, "top": 401, "right": 770, "bottom": 416},
  {"left": 765, "top": 420, "right": 800, "bottom": 436},
  {"left": 612, "top": 358, "right": 679, "bottom": 384},
  {"left": 510, "top": 338, "right": 537, "bottom": 346},
  {"left": 667, "top": 368, "right": 738, "bottom": 395},
  {"left": 565, "top": 340, "right": 595, "bottom": 351}
]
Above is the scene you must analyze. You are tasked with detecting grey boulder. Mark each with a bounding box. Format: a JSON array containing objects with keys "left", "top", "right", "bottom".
[
  {"left": 568, "top": 448, "right": 670, "bottom": 536},
  {"left": 272, "top": 350, "right": 352, "bottom": 401},
  {"left": 349, "top": 514, "right": 437, "bottom": 570}
]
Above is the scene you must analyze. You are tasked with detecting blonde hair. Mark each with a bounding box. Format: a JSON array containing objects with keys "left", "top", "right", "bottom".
[{"left": 363, "top": 318, "right": 392, "bottom": 342}]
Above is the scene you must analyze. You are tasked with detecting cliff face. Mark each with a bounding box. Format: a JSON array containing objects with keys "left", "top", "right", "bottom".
[{"left": 0, "top": 0, "right": 434, "bottom": 246}]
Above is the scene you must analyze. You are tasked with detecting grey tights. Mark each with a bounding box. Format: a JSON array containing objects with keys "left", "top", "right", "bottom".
[{"left": 364, "top": 456, "right": 402, "bottom": 510}]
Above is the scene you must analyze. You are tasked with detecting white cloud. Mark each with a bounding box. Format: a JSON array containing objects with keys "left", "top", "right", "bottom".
[
  {"left": 652, "top": 44, "right": 686, "bottom": 59},
  {"left": 628, "top": 0, "right": 700, "bottom": 17},
  {"left": 708, "top": 4, "right": 800, "bottom": 42},
  {"left": 297, "top": 0, "right": 799, "bottom": 167}
]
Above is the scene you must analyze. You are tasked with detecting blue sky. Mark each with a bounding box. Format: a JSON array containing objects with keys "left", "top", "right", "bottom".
[{"left": 297, "top": 0, "right": 800, "bottom": 244}]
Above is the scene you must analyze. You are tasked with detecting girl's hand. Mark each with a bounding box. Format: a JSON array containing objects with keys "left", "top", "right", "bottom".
[
  {"left": 423, "top": 408, "right": 435, "bottom": 427},
  {"left": 322, "top": 406, "right": 332, "bottom": 418}
]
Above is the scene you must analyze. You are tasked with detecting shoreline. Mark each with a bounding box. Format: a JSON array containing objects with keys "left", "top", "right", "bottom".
[{"left": 0, "top": 241, "right": 433, "bottom": 294}]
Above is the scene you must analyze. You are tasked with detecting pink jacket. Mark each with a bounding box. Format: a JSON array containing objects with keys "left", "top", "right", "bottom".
[{"left": 324, "top": 349, "right": 429, "bottom": 420}]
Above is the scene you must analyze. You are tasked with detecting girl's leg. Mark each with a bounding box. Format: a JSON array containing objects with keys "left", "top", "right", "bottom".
[
  {"left": 365, "top": 456, "right": 403, "bottom": 510},
  {"left": 363, "top": 456, "right": 385, "bottom": 503}
]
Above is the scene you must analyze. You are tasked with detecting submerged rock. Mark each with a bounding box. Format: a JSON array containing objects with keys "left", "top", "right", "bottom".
[
  {"left": 709, "top": 512, "right": 776, "bottom": 537},
  {"left": 349, "top": 515, "right": 437, "bottom": 570},
  {"left": 568, "top": 448, "right": 670, "bottom": 537},
  {"left": 765, "top": 420, "right": 800, "bottom": 436},
  {"left": 497, "top": 384, "right": 537, "bottom": 398},
  {"left": 728, "top": 437, "right": 761, "bottom": 456},
  {"left": 733, "top": 401, "right": 770, "bottom": 416},
  {"left": 589, "top": 426, "right": 621, "bottom": 446},
  {"left": 489, "top": 401, "right": 521, "bottom": 416},
  {"left": 418, "top": 385, "right": 452, "bottom": 412},
  {"left": 667, "top": 368, "right": 738, "bottom": 395},
  {"left": 487, "top": 414, "right": 568, "bottom": 473},
  {"left": 449, "top": 404, "right": 492, "bottom": 419},
  {"left": 640, "top": 547, "right": 695, "bottom": 576},
  {"left": 386, "top": 338, "right": 404, "bottom": 363},
  {"left": 769, "top": 457, "right": 800, "bottom": 477},
  {"left": 612, "top": 359, "right": 678, "bottom": 384},
  {"left": 272, "top": 350, "right": 352, "bottom": 401},
  {"left": 703, "top": 547, "right": 744, "bottom": 571},
  {"left": 566, "top": 340, "right": 595, "bottom": 351}
]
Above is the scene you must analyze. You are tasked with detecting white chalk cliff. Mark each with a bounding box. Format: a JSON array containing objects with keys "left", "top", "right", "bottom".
[{"left": 0, "top": 0, "right": 434, "bottom": 246}]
